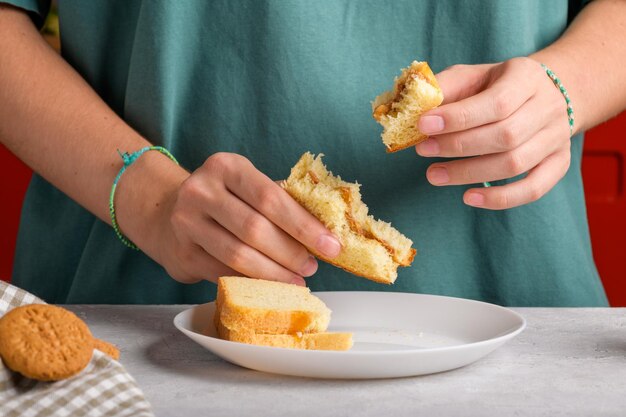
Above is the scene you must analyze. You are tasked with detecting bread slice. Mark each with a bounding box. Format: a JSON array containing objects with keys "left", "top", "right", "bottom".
[
  {"left": 372, "top": 61, "right": 444, "bottom": 152},
  {"left": 216, "top": 320, "right": 353, "bottom": 351},
  {"left": 216, "top": 276, "right": 331, "bottom": 334},
  {"left": 282, "top": 153, "right": 415, "bottom": 284}
]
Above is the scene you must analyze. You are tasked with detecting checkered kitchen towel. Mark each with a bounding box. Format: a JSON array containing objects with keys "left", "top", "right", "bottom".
[{"left": 0, "top": 281, "right": 154, "bottom": 417}]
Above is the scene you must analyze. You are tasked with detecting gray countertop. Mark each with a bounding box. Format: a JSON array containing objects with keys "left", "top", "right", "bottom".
[{"left": 67, "top": 306, "right": 626, "bottom": 417}]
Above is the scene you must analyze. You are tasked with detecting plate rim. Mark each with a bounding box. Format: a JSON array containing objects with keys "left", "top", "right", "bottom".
[{"left": 173, "top": 291, "right": 526, "bottom": 356}]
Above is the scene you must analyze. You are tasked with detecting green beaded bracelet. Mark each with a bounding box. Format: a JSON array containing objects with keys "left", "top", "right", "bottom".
[
  {"left": 109, "top": 146, "right": 179, "bottom": 250},
  {"left": 541, "top": 63, "right": 575, "bottom": 136}
]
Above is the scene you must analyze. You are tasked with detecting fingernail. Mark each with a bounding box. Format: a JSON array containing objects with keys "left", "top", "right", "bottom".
[
  {"left": 427, "top": 167, "right": 449, "bottom": 185},
  {"left": 465, "top": 192, "right": 485, "bottom": 207},
  {"left": 316, "top": 234, "right": 341, "bottom": 258},
  {"left": 416, "top": 139, "right": 440, "bottom": 156},
  {"left": 419, "top": 115, "right": 444, "bottom": 134},
  {"left": 290, "top": 277, "right": 306, "bottom": 286},
  {"left": 300, "top": 255, "right": 318, "bottom": 277}
]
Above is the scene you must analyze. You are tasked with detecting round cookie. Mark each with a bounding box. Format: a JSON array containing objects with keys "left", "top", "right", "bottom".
[
  {"left": 0, "top": 304, "right": 94, "bottom": 381},
  {"left": 93, "top": 338, "right": 120, "bottom": 360}
]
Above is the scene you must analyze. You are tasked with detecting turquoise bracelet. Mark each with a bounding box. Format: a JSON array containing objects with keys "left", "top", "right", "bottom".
[
  {"left": 541, "top": 63, "right": 575, "bottom": 136},
  {"left": 109, "top": 146, "right": 179, "bottom": 250}
]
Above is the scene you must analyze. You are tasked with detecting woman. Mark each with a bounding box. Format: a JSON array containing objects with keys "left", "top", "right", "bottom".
[{"left": 1, "top": 0, "right": 624, "bottom": 305}]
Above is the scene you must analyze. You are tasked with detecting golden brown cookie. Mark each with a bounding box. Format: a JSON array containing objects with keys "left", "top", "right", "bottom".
[
  {"left": 0, "top": 304, "right": 94, "bottom": 381},
  {"left": 93, "top": 338, "right": 120, "bottom": 360}
]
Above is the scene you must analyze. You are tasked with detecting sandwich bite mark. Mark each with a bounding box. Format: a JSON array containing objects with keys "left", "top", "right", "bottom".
[
  {"left": 283, "top": 152, "right": 416, "bottom": 284},
  {"left": 339, "top": 187, "right": 414, "bottom": 266},
  {"left": 372, "top": 61, "right": 444, "bottom": 152}
]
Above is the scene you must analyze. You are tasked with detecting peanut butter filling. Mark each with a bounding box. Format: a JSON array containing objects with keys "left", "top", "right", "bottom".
[
  {"left": 372, "top": 64, "right": 433, "bottom": 121},
  {"left": 305, "top": 170, "right": 407, "bottom": 264},
  {"left": 338, "top": 188, "right": 397, "bottom": 260},
  {"left": 372, "top": 103, "right": 392, "bottom": 121}
]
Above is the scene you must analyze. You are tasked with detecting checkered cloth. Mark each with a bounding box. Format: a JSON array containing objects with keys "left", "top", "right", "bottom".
[{"left": 0, "top": 281, "right": 154, "bottom": 417}]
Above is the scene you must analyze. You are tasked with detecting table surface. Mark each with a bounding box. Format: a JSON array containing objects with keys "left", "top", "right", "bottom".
[{"left": 66, "top": 305, "right": 626, "bottom": 417}]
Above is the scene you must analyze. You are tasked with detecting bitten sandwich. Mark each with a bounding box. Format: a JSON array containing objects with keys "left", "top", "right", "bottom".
[
  {"left": 372, "top": 61, "right": 444, "bottom": 152},
  {"left": 282, "top": 153, "right": 415, "bottom": 284}
]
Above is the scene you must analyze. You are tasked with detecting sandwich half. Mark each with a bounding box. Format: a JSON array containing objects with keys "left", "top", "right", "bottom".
[
  {"left": 215, "top": 320, "right": 353, "bottom": 351},
  {"left": 372, "top": 61, "right": 444, "bottom": 152},
  {"left": 215, "top": 276, "right": 331, "bottom": 334},
  {"left": 282, "top": 153, "right": 415, "bottom": 284},
  {"left": 214, "top": 276, "right": 352, "bottom": 351}
]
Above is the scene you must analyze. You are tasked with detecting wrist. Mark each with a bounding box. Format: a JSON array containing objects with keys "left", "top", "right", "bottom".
[
  {"left": 113, "top": 149, "right": 189, "bottom": 262},
  {"left": 529, "top": 47, "right": 586, "bottom": 134},
  {"left": 529, "top": 42, "right": 597, "bottom": 135}
]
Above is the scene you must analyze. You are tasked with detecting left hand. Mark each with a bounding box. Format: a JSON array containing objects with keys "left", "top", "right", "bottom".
[{"left": 415, "top": 57, "right": 573, "bottom": 210}]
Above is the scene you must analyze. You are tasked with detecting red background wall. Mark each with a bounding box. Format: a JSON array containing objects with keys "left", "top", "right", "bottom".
[
  {"left": 581, "top": 113, "right": 626, "bottom": 306},
  {"left": 0, "top": 145, "right": 31, "bottom": 284},
  {"left": 1, "top": 113, "right": 625, "bottom": 304}
]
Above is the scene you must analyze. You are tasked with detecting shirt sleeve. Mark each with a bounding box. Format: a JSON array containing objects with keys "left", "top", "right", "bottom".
[{"left": 0, "top": 0, "right": 51, "bottom": 28}]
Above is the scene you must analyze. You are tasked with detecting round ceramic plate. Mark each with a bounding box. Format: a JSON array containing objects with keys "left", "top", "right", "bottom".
[{"left": 173, "top": 292, "right": 525, "bottom": 379}]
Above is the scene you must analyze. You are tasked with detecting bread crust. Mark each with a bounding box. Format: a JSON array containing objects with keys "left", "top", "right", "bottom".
[
  {"left": 373, "top": 61, "right": 444, "bottom": 153},
  {"left": 306, "top": 247, "right": 394, "bottom": 284},
  {"left": 216, "top": 277, "right": 330, "bottom": 334},
  {"left": 386, "top": 137, "right": 428, "bottom": 153},
  {"left": 213, "top": 277, "right": 353, "bottom": 351},
  {"left": 216, "top": 320, "right": 353, "bottom": 351},
  {"left": 283, "top": 153, "right": 416, "bottom": 284}
]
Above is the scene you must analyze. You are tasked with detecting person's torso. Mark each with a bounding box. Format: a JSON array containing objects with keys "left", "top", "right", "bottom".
[{"left": 13, "top": 0, "right": 607, "bottom": 306}]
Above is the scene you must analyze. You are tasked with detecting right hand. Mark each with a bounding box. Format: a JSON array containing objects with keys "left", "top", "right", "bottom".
[{"left": 154, "top": 152, "right": 341, "bottom": 286}]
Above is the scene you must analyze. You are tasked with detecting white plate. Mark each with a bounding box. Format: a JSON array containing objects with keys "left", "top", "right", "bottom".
[{"left": 173, "top": 292, "right": 525, "bottom": 379}]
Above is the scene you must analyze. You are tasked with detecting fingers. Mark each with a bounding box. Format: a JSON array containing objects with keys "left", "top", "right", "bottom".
[
  {"left": 462, "top": 150, "right": 571, "bottom": 210},
  {"left": 435, "top": 63, "right": 495, "bottom": 104},
  {"left": 420, "top": 59, "right": 542, "bottom": 136},
  {"left": 216, "top": 154, "right": 341, "bottom": 258},
  {"left": 416, "top": 58, "right": 571, "bottom": 210},
  {"left": 416, "top": 95, "right": 554, "bottom": 158},
  {"left": 187, "top": 216, "right": 307, "bottom": 286},
  {"left": 166, "top": 153, "right": 340, "bottom": 286},
  {"left": 167, "top": 241, "right": 240, "bottom": 285},
  {"left": 425, "top": 126, "right": 564, "bottom": 186},
  {"left": 206, "top": 189, "right": 318, "bottom": 277},
  {"left": 420, "top": 81, "right": 531, "bottom": 136}
]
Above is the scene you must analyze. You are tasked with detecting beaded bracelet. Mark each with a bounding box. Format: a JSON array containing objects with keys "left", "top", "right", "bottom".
[
  {"left": 109, "top": 146, "right": 179, "bottom": 250},
  {"left": 541, "top": 63, "right": 575, "bottom": 136}
]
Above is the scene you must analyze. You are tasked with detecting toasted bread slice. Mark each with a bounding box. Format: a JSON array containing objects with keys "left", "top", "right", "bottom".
[
  {"left": 282, "top": 153, "right": 415, "bottom": 284},
  {"left": 372, "top": 61, "right": 444, "bottom": 152},
  {"left": 216, "top": 320, "right": 353, "bottom": 351},
  {"left": 216, "top": 276, "right": 331, "bottom": 334}
]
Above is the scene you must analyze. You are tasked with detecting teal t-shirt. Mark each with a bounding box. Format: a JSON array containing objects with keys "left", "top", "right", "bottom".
[{"left": 8, "top": 0, "right": 607, "bottom": 306}]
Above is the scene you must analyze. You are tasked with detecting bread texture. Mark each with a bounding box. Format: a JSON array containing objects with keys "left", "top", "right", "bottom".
[
  {"left": 372, "top": 61, "right": 444, "bottom": 152},
  {"left": 214, "top": 276, "right": 353, "bottom": 351},
  {"left": 216, "top": 276, "right": 331, "bottom": 334},
  {"left": 216, "top": 320, "right": 353, "bottom": 351},
  {"left": 282, "top": 153, "right": 415, "bottom": 284}
]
